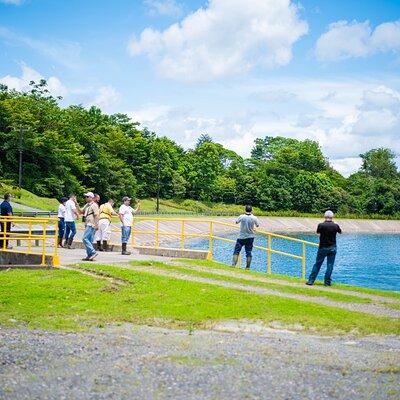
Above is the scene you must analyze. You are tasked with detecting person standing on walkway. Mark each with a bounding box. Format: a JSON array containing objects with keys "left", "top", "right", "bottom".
[
  {"left": 119, "top": 197, "right": 140, "bottom": 255},
  {"left": 64, "top": 194, "right": 80, "bottom": 249},
  {"left": 232, "top": 205, "right": 259, "bottom": 270},
  {"left": 81, "top": 192, "right": 100, "bottom": 261},
  {"left": 0, "top": 193, "right": 13, "bottom": 249},
  {"left": 306, "top": 210, "right": 342, "bottom": 287},
  {"left": 95, "top": 198, "right": 117, "bottom": 252},
  {"left": 57, "top": 197, "right": 68, "bottom": 247}
]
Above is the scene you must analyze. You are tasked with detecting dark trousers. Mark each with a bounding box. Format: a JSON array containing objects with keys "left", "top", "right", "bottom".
[
  {"left": 308, "top": 245, "right": 337, "bottom": 285},
  {"left": 65, "top": 221, "right": 77, "bottom": 241},
  {"left": 58, "top": 218, "right": 65, "bottom": 239},
  {"left": 0, "top": 221, "right": 11, "bottom": 249},
  {"left": 233, "top": 238, "right": 254, "bottom": 257}
]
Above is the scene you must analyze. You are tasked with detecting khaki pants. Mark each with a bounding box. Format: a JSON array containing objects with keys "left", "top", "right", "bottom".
[{"left": 95, "top": 219, "right": 111, "bottom": 241}]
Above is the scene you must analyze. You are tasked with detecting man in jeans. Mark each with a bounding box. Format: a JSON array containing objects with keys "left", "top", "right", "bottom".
[
  {"left": 306, "top": 210, "right": 342, "bottom": 287},
  {"left": 64, "top": 194, "right": 80, "bottom": 248},
  {"left": 119, "top": 196, "right": 140, "bottom": 255},
  {"left": 232, "top": 205, "right": 260, "bottom": 269},
  {"left": 81, "top": 192, "right": 100, "bottom": 261},
  {"left": 0, "top": 193, "right": 13, "bottom": 249}
]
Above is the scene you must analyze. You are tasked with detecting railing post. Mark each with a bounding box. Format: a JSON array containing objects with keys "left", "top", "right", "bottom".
[
  {"left": 155, "top": 219, "right": 159, "bottom": 248},
  {"left": 2, "top": 217, "right": 6, "bottom": 250},
  {"left": 181, "top": 220, "right": 185, "bottom": 249},
  {"left": 53, "top": 217, "right": 58, "bottom": 258},
  {"left": 302, "top": 242, "right": 306, "bottom": 280},
  {"left": 132, "top": 220, "right": 135, "bottom": 247},
  {"left": 28, "top": 220, "right": 32, "bottom": 253},
  {"left": 41, "top": 221, "right": 47, "bottom": 267},
  {"left": 267, "top": 234, "right": 272, "bottom": 274},
  {"left": 208, "top": 221, "right": 213, "bottom": 260}
]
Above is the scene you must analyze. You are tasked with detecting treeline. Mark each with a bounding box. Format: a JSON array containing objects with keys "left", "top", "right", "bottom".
[{"left": 0, "top": 81, "right": 399, "bottom": 216}]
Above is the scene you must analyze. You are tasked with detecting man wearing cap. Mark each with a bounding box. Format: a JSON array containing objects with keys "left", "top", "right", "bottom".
[
  {"left": 118, "top": 197, "right": 140, "bottom": 255},
  {"left": 81, "top": 192, "right": 100, "bottom": 261},
  {"left": 306, "top": 210, "right": 342, "bottom": 287}
]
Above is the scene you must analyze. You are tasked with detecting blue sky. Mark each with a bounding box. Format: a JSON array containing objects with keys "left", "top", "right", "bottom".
[{"left": 1, "top": 0, "right": 400, "bottom": 175}]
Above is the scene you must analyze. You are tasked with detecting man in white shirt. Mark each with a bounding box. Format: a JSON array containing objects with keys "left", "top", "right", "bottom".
[
  {"left": 118, "top": 196, "right": 140, "bottom": 255},
  {"left": 57, "top": 197, "right": 68, "bottom": 247},
  {"left": 232, "top": 205, "right": 260, "bottom": 270},
  {"left": 64, "top": 194, "right": 80, "bottom": 249}
]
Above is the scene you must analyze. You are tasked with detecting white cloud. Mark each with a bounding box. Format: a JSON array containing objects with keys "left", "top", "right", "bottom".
[
  {"left": 144, "top": 0, "right": 183, "bottom": 17},
  {"left": 90, "top": 85, "right": 121, "bottom": 110},
  {"left": 316, "top": 20, "right": 400, "bottom": 61},
  {"left": 127, "top": 79, "right": 400, "bottom": 175},
  {"left": 129, "top": 0, "right": 308, "bottom": 81},
  {"left": 0, "top": 65, "right": 68, "bottom": 97}
]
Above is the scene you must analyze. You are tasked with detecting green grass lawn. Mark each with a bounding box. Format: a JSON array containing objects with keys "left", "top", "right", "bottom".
[
  {"left": 1, "top": 265, "right": 399, "bottom": 335},
  {"left": 175, "top": 258, "right": 400, "bottom": 300}
]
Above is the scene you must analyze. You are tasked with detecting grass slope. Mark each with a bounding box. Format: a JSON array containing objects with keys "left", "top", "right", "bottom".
[{"left": 1, "top": 265, "right": 398, "bottom": 335}]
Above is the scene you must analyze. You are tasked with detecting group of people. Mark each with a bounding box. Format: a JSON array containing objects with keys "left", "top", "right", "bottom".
[
  {"left": 233, "top": 206, "right": 341, "bottom": 286},
  {"left": 57, "top": 192, "right": 140, "bottom": 261}
]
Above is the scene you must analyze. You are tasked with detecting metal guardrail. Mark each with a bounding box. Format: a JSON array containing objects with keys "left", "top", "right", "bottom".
[
  {"left": 0, "top": 216, "right": 59, "bottom": 267},
  {"left": 130, "top": 217, "right": 319, "bottom": 279}
]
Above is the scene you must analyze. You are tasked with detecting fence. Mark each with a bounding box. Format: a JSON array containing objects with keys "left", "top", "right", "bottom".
[
  {"left": 0, "top": 216, "right": 59, "bottom": 267},
  {"left": 130, "top": 218, "right": 319, "bottom": 279}
]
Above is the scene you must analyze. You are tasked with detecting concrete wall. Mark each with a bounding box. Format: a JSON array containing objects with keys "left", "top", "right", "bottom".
[{"left": 0, "top": 250, "right": 54, "bottom": 268}]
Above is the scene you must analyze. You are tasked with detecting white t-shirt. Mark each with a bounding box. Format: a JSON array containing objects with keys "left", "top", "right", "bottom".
[
  {"left": 64, "top": 199, "right": 77, "bottom": 222},
  {"left": 58, "top": 204, "right": 66, "bottom": 218},
  {"left": 119, "top": 204, "right": 134, "bottom": 227}
]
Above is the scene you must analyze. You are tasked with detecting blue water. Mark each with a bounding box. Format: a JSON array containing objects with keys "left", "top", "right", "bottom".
[{"left": 188, "top": 233, "right": 400, "bottom": 292}]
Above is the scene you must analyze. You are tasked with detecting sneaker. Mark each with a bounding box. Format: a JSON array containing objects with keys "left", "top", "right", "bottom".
[
  {"left": 82, "top": 257, "right": 90, "bottom": 261},
  {"left": 88, "top": 252, "right": 98, "bottom": 261},
  {"left": 305, "top": 281, "right": 314, "bottom": 286}
]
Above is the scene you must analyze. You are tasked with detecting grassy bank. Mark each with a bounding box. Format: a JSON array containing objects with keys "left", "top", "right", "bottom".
[{"left": 0, "top": 265, "right": 399, "bottom": 335}]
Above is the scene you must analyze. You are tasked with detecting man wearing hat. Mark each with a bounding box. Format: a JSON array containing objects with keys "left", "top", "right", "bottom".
[
  {"left": 118, "top": 197, "right": 140, "bottom": 255},
  {"left": 81, "top": 192, "right": 100, "bottom": 261},
  {"left": 306, "top": 210, "right": 342, "bottom": 286}
]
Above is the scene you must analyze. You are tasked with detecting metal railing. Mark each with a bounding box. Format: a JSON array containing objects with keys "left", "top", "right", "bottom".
[
  {"left": 0, "top": 216, "right": 59, "bottom": 267},
  {"left": 130, "top": 218, "right": 319, "bottom": 278}
]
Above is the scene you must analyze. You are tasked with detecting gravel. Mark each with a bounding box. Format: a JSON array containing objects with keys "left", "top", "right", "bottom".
[{"left": 1, "top": 325, "right": 399, "bottom": 400}]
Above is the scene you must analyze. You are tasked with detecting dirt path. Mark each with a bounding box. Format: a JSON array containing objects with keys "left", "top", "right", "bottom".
[{"left": 121, "top": 264, "right": 400, "bottom": 318}]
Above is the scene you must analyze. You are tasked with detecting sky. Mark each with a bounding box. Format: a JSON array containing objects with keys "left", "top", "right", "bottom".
[{"left": 1, "top": 0, "right": 400, "bottom": 176}]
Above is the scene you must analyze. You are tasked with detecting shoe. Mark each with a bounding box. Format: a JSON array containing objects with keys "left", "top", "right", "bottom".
[
  {"left": 82, "top": 257, "right": 90, "bottom": 261},
  {"left": 102, "top": 241, "right": 109, "bottom": 252},
  {"left": 57, "top": 238, "right": 63, "bottom": 247},
  {"left": 121, "top": 243, "right": 131, "bottom": 255},
  {"left": 305, "top": 281, "right": 314, "bottom": 286},
  {"left": 88, "top": 252, "right": 98, "bottom": 261},
  {"left": 67, "top": 238, "right": 73, "bottom": 249},
  {"left": 96, "top": 241, "right": 103, "bottom": 251}
]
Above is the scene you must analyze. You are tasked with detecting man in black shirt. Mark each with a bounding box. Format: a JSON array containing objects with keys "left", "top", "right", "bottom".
[{"left": 306, "top": 210, "right": 342, "bottom": 286}]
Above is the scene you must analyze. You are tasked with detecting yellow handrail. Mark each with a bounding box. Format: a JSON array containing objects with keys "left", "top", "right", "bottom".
[
  {"left": 0, "top": 216, "right": 59, "bottom": 267},
  {"left": 129, "top": 217, "right": 318, "bottom": 278}
]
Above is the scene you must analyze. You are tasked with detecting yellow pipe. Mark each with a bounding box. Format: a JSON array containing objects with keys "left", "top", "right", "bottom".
[{"left": 267, "top": 234, "right": 272, "bottom": 274}]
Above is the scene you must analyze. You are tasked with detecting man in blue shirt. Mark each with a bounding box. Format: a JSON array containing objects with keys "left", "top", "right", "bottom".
[{"left": 0, "top": 193, "right": 13, "bottom": 249}]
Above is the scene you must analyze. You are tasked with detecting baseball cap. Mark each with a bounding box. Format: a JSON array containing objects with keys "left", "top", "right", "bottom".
[
  {"left": 122, "top": 196, "right": 131, "bottom": 202},
  {"left": 324, "top": 210, "right": 334, "bottom": 218},
  {"left": 84, "top": 192, "right": 95, "bottom": 198}
]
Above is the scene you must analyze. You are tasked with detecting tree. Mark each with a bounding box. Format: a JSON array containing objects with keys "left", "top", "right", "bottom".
[{"left": 360, "top": 148, "right": 398, "bottom": 180}]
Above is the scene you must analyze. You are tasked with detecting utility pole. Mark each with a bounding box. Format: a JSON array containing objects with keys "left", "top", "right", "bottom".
[
  {"left": 18, "top": 126, "right": 24, "bottom": 189},
  {"left": 156, "top": 158, "right": 161, "bottom": 213}
]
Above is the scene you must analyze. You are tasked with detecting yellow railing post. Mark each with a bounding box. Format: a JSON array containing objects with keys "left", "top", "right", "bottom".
[
  {"left": 302, "top": 242, "right": 306, "bottom": 279},
  {"left": 53, "top": 217, "right": 58, "bottom": 257},
  {"left": 155, "top": 219, "right": 159, "bottom": 248},
  {"left": 181, "top": 220, "right": 185, "bottom": 249},
  {"left": 132, "top": 220, "right": 135, "bottom": 247},
  {"left": 28, "top": 220, "right": 32, "bottom": 254},
  {"left": 267, "top": 234, "right": 272, "bottom": 274},
  {"left": 208, "top": 221, "right": 213, "bottom": 260},
  {"left": 41, "top": 221, "right": 47, "bottom": 267}
]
